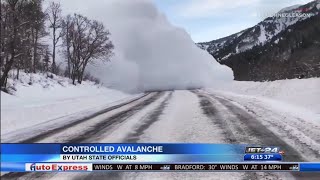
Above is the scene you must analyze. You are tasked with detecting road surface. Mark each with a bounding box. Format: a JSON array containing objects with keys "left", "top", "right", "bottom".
[{"left": 2, "top": 90, "right": 320, "bottom": 180}]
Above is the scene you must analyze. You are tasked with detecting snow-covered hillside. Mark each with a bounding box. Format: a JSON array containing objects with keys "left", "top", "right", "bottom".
[
  {"left": 198, "top": 0, "right": 320, "bottom": 62},
  {"left": 198, "top": 0, "right": 320, "bottom": 82},
  {"left": 1, "top": 72, "right": 132, "bottom": 136}
]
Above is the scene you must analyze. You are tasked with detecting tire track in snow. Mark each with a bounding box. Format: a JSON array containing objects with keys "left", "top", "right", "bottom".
[
  {"left": 194, "top": 91, "right": 260, "bottom": 180},
  {"left": 79, "top": 92, "right": 173, "bottom": 180},
  {"left": 212, "top": 94, "right": 320, "bottom": 161},
  {"left": 124, "top": 91, "right": 173, "bottom": 143},
  {"left": 1, "top": 92, "right": 164, "bottom": 180},
  {"left": 195, "top": 92, "right": 240, "bottom": 143},
  {"left": 66, "top": 92, "right": 164, "bottom": 143},
  {"left": 202, "top": 91, "right": 320, "bottom": 180},
  {"left": 14, "top": 93, "right": 151, "bottom": 143},
  {"left": 203, "top": 92, "right": 304, "bottom": 161}
]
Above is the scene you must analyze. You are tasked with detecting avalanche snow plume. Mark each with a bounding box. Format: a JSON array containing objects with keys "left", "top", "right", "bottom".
[{"left": 56, "top": 0, "right": 233, "bottom": 92}]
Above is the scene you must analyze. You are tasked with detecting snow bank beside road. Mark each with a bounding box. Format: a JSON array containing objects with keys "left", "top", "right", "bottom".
[
  {"left": 207, "top": 78, "right": 320, "bottom": 119},
  {"left": 1, "top": 72, "right": 131, "bottom": 136}
]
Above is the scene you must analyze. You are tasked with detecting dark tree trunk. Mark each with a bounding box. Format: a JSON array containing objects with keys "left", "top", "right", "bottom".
[
  {"left": 33, "top": 29, "right": 38, "bottom": 73},
  {"left": 16, "top": 66, "right": 20, "bottom": 80},
  {"left": 52, "top": 26, "right": 56, "bottom": 73}
]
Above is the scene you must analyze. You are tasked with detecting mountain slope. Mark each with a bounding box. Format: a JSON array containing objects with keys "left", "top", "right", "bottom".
[{"left": 198, "top": 0, "right": 320, "bottom": 81}]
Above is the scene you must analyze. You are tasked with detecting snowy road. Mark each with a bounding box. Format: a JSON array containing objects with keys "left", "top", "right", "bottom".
[{"left": 2, "top": 90, "right": 320, "bottom": 180}]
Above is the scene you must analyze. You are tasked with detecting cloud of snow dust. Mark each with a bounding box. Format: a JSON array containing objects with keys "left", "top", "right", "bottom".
[{"left": 55, "top": 0, "right": 233, "bottom": 93}]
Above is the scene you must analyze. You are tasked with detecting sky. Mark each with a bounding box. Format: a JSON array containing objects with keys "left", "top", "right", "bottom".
[{"left": 153, "top": 0, "right": 313, "bottom": 42}]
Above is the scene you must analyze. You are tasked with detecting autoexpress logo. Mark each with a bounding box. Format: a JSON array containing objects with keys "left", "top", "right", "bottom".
[{"left": 26, "top": 163, "right": 91, "bottom": 171}]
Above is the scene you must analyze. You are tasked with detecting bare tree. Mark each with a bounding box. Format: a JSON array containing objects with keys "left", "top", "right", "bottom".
[
  {"left": 0, "top": 0, "right": 20, "bottom": 88},
  {"left": 0, "top": 2, "right": 9, "bottom": 71},
  {"left": 1, "top": 0, "right": 48, "bottom": 89},
  {"left": 1, "top": 1, "right": 113, "bottom": 90},
  {"left": 47, "top": 1, "right": 62, "bottom": 73},
  {"left": 62, "top": 14, "right": 113, "bottom": 85},
  {"left": 30, "top": 0, "right": 47, "bottom": 73},
  {"left": 61, "top": 14, "right": 73, "bottom": 78}
]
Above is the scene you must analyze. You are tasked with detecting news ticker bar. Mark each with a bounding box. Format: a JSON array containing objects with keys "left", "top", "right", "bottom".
[
  {"left": 2, "top": 163, "right": 320, "bottom": 172},
  {"left": 92, "top": 163, "right": 297, "bottom": 171}
]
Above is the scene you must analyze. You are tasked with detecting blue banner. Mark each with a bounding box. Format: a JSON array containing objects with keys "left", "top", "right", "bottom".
[
  {"left": 300, "top": 163, "right": 320, "bottom": 172},
  {"left": 244, "top": 154, "right": 282, "bottom": 161},
  {"left": 1, "top": 143, "right": 247, "bottom": 154}
]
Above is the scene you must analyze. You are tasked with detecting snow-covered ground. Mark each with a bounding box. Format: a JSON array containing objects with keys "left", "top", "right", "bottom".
[
  {"left": 209, "top": 78, "right": 320, "bottom": 116},
  {"left": 2, "top": 78, "right": 319, "bottom": 179},
  {"left": 1, "top": 72, "right": 132, "bottom": 138}
]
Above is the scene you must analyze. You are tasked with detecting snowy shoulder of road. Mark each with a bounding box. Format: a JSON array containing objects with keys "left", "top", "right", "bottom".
[
  {"left": 1, "top": 72, "right": 134, "bottom": 137},
  {"left": 207, "top": 78, "right": 320, "bottom": 121}
]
